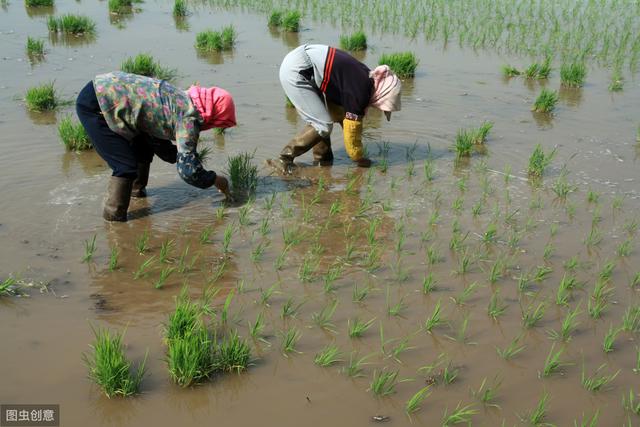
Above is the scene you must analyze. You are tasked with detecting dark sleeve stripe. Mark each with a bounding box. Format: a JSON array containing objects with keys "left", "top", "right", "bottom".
[{"left": 320, "top": 47, "right": 336, "bottom": 93}]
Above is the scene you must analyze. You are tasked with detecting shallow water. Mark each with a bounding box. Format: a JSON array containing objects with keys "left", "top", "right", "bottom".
[{"left": 1, "top": 1, "right": 640, "bottom": 426}]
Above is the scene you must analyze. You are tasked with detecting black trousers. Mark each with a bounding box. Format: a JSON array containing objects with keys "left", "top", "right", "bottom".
[{"left": 75, "top": 81, "right": 177, "bottom": 178}]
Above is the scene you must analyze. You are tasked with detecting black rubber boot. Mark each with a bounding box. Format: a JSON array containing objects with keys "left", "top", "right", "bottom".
[
  {"left": 275, "top": 124, "right": 324, "bottom": 174},
  {"left": 103, "top": 176, "right": 133, "bottom": 222},
  {"left": 131, "top": 163, "right": 150, "bottom": 198},
  {"left": 312, "top": 136, "right": 334, "bottom": 166}
]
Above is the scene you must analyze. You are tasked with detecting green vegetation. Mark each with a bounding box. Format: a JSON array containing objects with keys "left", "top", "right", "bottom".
[
  {"left": 502, "top": 65, "right": 521, "bottom": 77},
  {"left": 453, "top": 129, "right": 474, "bottom": 159},
  {"left": 108, "top": 0, "right": 132, "bottom": 14},
  {"left": 120, "top": 53, "right": 178, "bottom": 81},
  {"left": 339, "top": 31, "right": 367, "bottom": 51},
  {"left": 532, "top": 88, "right": 558, "bottom": 113},
  {"left": 282, "top": 11, "right": 301, "bottom": 32},
  {"left": 442, "top": 402, "right": 477, "bottom": 426},
  {"left": 214, "top": 330, "right": 251, "bottom": 373},
  {"left": 268, "top": 10, "right": 283, "bottom": 27},
  {"left": 379, "top": 52, "right": 418, "bottom": 78},
  {"left": 195, "top": 26, "right": 236, "bottom": 52},
  {"left": 83, "top": 326, "right": 147, "bottom": 397},
  {"left": 173, "top": 0, "right": 187, "bottom": 17},
  {"left": 82, "top": 234, "right": 97, "bottom": 263},
  {"left": 227, "top": 152, "right": 258, "bottom": 198},
  {"left": 560, "top": 62, "right": 587, "bottom": 87},
  {"left": 25, "top": 0, "right": 53, "bottom": 6},
  {"left": 25, "top": 82, "right": 58, "bottom": 112},
  {"left": 58, "top": 116, "right": 91, "bottom": 151},
  {"left": 405, "top": 386, "right": 431, "bottom": 414},
  {"left": 528, "top": 144, "right": 556, "bottom": 177},
  {"left": 26, "top": 37, "right": 44, "bottom": 57},
  {"left": 314, "top": 344, "right": 342, "bottom": 367},
  {"left": 47, "top": 14, "right": 96, "bottom": 35}
]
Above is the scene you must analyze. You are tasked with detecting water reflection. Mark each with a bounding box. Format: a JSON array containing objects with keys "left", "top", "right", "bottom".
[
  {"left": 48, "top": 31, "right": 96, "bottom": 47},
  {"left": 196, "top": 49, "right": 234, "bottom": 65},
  {"left": 531, "top": 111, "right": 554, "bottom": 129},
  {"left": 60, "top": 150, "right": 107, "bottom": 177},
  {"left": 26, "top": 109, "right": 56, "bottom": 125},
  {"left": 24, "top": 4, "right": 54, "bottom": 17},
  {"left": 173, "top": 15, "right": 189, "bottom": 32},
  {"left": 558, "top": 86, "right": 583, "bottom": 108}
]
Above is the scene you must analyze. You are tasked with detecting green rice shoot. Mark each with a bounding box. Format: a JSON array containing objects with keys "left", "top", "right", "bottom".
[
  {"left": 26, "top": 37, "right": 44, "bottom": 57},
  {"left": 379, "top": 51, "right": 418, "bottom": 78},
  {"left": 120, "top": 53, "right": 178, "bottom": 81},
  {"left": 173, "top": 0, "right": 187, "bottom": 17},
  {"left": 227, "top": 151, "right": 258, "bottom": 198},
  {"left": 527, "top": 144, "right": 556, "bottom": 177},
  {"left": 532, "top": 88, "right": 558, "bottom": 113},
  {"left": 339, "top": 31, "right": 367, "bottom": 51},
  {"left": 560, "top": 62, "right": 587, "bottom": 87},
  {"left": 195, "top": 26, "right": 236, "bottom": 52},
  {"left": 58, "top": 115, "right": 91, "bottom": 151},
  {"left": 25, "top": 82, "right": 58, "bottom": 112},
  {"left": 47, "top": 14, "right": 96, "bottom": 35}
]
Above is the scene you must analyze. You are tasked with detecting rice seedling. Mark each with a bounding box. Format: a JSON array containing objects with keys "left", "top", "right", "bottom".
[
  {"left": 625, "top": 218, "right": 639, "bottom": 235},
  {"left": 108, "top": 247, "right": 119, "bottom": 271},
  {"left": 83, "top": 325, "right": 147, "bottom": 397},
  {"left": 134, "top": 230, "right": 149, "bottom": 254},
  {"left": 311, "top": 300, "right": 338, "bottom": 332},
  {"left": 451, "top": 197, "right": 464, "bottom": 213},
  {"left": 213, "top": 330, "right": 251, "bottom": 373},
  {"left": 441, "top": 402, "right": 477, "bottom": 426},
  {"left": 613, "top": 195, "right": 625, "bottom": 210},
  {"left": 561, "top": 62, "right": 587, "bottom": 87},
  {"left": 25, "top": 0, "right": 53, "bottom": 6},
  {"left": 526, "top": 391, "right": 550, "bottom": 426},
  {"left": 574, "top": 410, "right": 600, "bottom": 427},
  {"left": 227, "top": 152, "right": 258, "bottom": 198},
  {"left": 195, "top": 26, "right": 236, "bottom": 52},
  {"left": 449, "top": 231, "right": 469, "bottom": 253},
  {"left": 622, "top": 389, "right": 640, "bottom": 415},
  {"left": 0, "top": 277, "right": 20, "bottom": 297},
  {"left": 471, "top": 376, "right": 502, "bottom": 408},
  {"left": 280, "top": 326, "right": 301, "bottom": 355},
  {"left": 471, "top": 121, "right": 493, "bottom": 144},
  {"left": 280, "top": 10, "right": 301, "bottom": 32},
  {"left": 120, "top": 53, "right": 178, "bottom": 81},
  {"left": 199, "top": 225, "right": 213, "bottom": 244},
  {"left": 280, "top": 297, "right": 303, "bottom": 319},
  {"left": 453, "top": 128, "right": 474, "bottom": 159},
  {"left": 218, "top": 290, "right": 234, "bottom": 326},
  {"left": 108, "top": 0, "right": 132, "bottom": 14},
  {"left": 166, "top": 323, "right": 213, "bottom": 387},
  {"left": 632, "top": 272, "right": 640, "bottom": 288},
  {"left": 172, "top": 0, "right": 187, "bottom": 17},
  {"left": 238, "top": 204, "right": 252, "bottom": 226},
  {"left": 282, "top": 226, "right": 304, "bottom": 246},
  {"left": 25, "top": 82, "right": 58, "bottom": 112},
  {"left": 623, "top": 307, "right": 640, "bottom": 332},
  {"left": 502, "top": 65, "right": 521, "bottom": 77},
  {"left": 603, "top": 324, "right": 622, "bottom": 353},
  {"left": 154, "top": 266, "right": 175, "bottom": 289},
  {"left": 555, "top": 274, "right": 578, "bottom": 306},
  {"left": 273, "top": 246, "right": 289, "bottom": 271},
  {"left": 159, "top": 239, "right": 174, "bottom": 264},
  {"left": 342, "top": 351, "right": 373, "bottom": 378},
  {"left": 588, "top": 295, "right": 609, "bottom": 320},
  {"left": 298, "top": 253, "right": 319, "bottom": 283},
  {"left": 548, "top": 303, "right": 581, "bottom": 342},
  {"left": 496, "top": 335, "right": 525, "bottom": 360},
  {"left": 221, "top": 223, "right": 233, "bottom": 255},
  {"left": 26, "top": 37, "right": 44, "bottom": 57},
  {"left": 541, "top": 344, "right": 567, "bottom": 377},
  {"left": 314, "top": 344, "right": 342, "bottom": 367},
  {"left": 598, "top": 261, "right": 615, "bottom": 283},
  {"left": 528, "top": 144, "right": 556, "bottom": 177},
  {"left": 424, "top": 299, "right": 444, "bottom": 332},
  {"left": 47, "top": 14, "right": 96, "bottom": 35},
  {"left": 177, "top": 245, "right": 199, "bottom": 274},
  {"left": 451, "top": 281, "right": 478, "bottom": 305},
  {"left": 543, "top": 242, "right": 555, "bottom": 261},
  {"left": 584, "top": 226, "right": 603, "bottom": 247},
  {"left": 133, "top": 256, "right": 156, "bottom": 280},
  {"left": 248, "top": 312, "right": 265, "bottom": 340},
  {"left": 422, "top": 273, "right": 437, "bottom": 293},
  {"left": 215, "top": 206, "right": 226, "bottom": 221},
  {"left": 339, "top": 31, "right": 367, "bottom": 51},
  {"left": 617, "top": 238, "right": 633, "bottom": 257},
  {"left": 348, "top": 317, "right": 375, "bottom": 338},
  {"left": 448, "top": 314, "right": 472, "bottom": 344},
  {"left": 352, "top": 283, "right": 370, "bottom": 303},
  {"left": 532, "top": 88, "right": 558, "bottom": 113},
  {"left": 532, "top": 265, "right": 553, "bottom": 282},
  {"left": 405, "top": 385, "right": 432, "bottom": 414},
  {"left": 267, "top": 10, "right": 282, "bottom": 27},
  {"left": 369, "top": 369, "right": 402, "bottom": 396},
  {"left": 386, "top": 289, "right": 407, "bottom": 316},
  {"left": 487, "top": 290, "right": 506, "bottom": 319},
  {"left": 471, "top": 200, "right": 483, "bottom": 217},
  {"left": 378, "top": 52, "right": 419, "bottom": 78},
  {"left": 634, "top": 347, "right": 640, "bottom": 374},
  {"left": 250, "top": 240, "right": 268, "bottom": 263},
  {"left": 423, "top": 159, "right": 435, "bottom": 181},
  {"left": 524, "top": 63, "right": 540, "bottom": 79},
  {"left": 581, "top": 363, "right": 619, "bottom": 392},
  {"left": 522, "top": 301, "right": 547, "bottom": 329},
  {"left": 82, "top": 234, "right": 97, "bottom": 263}
]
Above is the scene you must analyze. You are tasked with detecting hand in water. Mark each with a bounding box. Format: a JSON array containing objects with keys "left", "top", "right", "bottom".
[
  {"left": 214, "top": 176, "right": 233, "bottom": 200},
  {"left": 356, "top": 158, "right": 372, "bottom": 168}
]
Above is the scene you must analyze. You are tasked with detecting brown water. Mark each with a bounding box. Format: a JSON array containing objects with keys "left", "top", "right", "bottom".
[{"left": 1, "top": 1, "right": 640, "bottom": 426}]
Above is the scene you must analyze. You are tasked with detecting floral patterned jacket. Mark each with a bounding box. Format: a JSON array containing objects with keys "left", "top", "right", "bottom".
[{"left": 93, "top": 71, "right": 215, "bottom": 189}]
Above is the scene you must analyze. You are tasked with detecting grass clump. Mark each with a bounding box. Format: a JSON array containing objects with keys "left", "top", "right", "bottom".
[
  {"left": 58, "top": 115, "right": 91, "bottom": 151},
  {"left": 25, "top": 82, "right": 58, "bottom": 112},
  {"left": 379, "top": 52, "right": 418, "bottom": 78},
  {"left": 227, "top": 151, "right": 258, "bottom": 199},
  {"left": 560, "top": 62, "right": 587, "bottom": 87},
  {"left": 83, "top": 325, "right": 147, "bottom": 398},
  {"left": 120, "top": 53, "right": 177, "bottom": 81},
  {"left": 282, "top": 11, "right": 301, "bottom": 32},
  {"left": 213, "top": 330, "right": 251, "bottom": 373},
  {"left": 25, "top": 0, "right": 53, "bottom": 6},
  {"left": 532, "top": 88, "right": 558, "bottom": 113},
  {"left": 108, "top": 0, "right": 132, "bottom": 14},
  {"left": 47, "top": 14, "right": 96, "bottom": 35},
  {"left": 267, "top": 10, "right": 282, "bottom": 27},
  {"left": 453, "top": 128, "right": 474, "bottom": 159},
  {"left": 26, "top": 37, "right": 44, "bottom": 57},
  {"left": 527, "top": 144, "right": 556, "bottom": 177},
  {"left": 339, "top": 31, "right": 367, "bottom": 51},
  {"left": 195, "top": 26, "right": 236, "bottom": 52},
  {"left": 502, "top": 65, "right": 521, "bottom": 77},
  {"left": 173, "top": 0, "right": 187, "bottom": 17}
]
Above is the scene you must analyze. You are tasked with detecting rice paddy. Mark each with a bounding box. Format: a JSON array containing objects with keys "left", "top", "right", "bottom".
[
  {"left": 339, "top": 31, "right": 367, "bottom": 51},
  {"left": 24, "top": 82, "right": 59, "bottom": 111},
  {"left": 58, "top": 116, "right": 92, "bottom": 151},
  {"left": 378, "top": 51, "right": 418, "bottom": 78},
  {"left": 120, "top": 53, "right": 178, "bottom": 81},
  {"left": 47, "top": 14, "right": 96, "bottom": 35},
  {"left": 5, "top": 0, "right": 640, "bottom": 425},
  {"left": 195, "top": 25, "right": 236, "bottom": 52}
]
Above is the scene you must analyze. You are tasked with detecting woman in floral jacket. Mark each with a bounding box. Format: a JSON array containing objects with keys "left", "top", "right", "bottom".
[{"left": 76, "top": 71, "right": 236, "bottom": 222}]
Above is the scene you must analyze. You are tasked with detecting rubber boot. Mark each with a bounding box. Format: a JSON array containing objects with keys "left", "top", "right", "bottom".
[
  {"left": 275, "top": 124, "right": 324, "bottom": 174},
  {"left": 131, "top": 163, "right": 150, "bottom": 198},
  {"left": 103, "top": 176, "right": 133, "bottom": 222},
  {"left": 312, "top": 136, "right": 334, "bottom": 166}
]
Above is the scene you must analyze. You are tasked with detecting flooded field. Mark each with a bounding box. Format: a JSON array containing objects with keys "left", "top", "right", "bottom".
[{"left": 2, "top": 0, "right": 640, "bottom": 425}]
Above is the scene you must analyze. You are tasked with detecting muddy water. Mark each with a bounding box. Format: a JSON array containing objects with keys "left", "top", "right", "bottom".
[{"left": 1, "top": 1, "right": 640, "bottom": 426}]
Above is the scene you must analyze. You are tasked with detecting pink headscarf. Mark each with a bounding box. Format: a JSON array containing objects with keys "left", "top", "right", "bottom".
[
  {"left": 187, "top": 85, "right": 237, "bottom": 130},
  {"left": 369, "top": 65, "right": 402, "bottom": 113}
]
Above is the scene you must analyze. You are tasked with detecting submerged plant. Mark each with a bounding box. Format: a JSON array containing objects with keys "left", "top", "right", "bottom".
[
  {"left": 195, "top": 26, "right": 236, "bottom": 52},
  {"left": 25, "top": 82, "right": 58, "bottom": 112},
  {"left": 58, "top": 116, "right": 91, "bottom": 151},
  {"left": 502, "top": 65, "right": 521, "bottom": 77},
  {"left": 532, "top": 88, "right": 558, "bottom": 113},
  {"left": 83, "top": 325, "right": 147, "bottom": 398},
  {"left": 339, "top": 31, "right": 367, "bottom": 51},
  {"left": 120, "top": 53, "right": 177, "bottom": 81},
  {"left": 379, "top": 52, "right": 418, "bottom": 78}
]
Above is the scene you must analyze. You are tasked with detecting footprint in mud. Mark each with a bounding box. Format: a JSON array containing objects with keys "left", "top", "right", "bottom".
[{"left": 90, "top": 293, "right": 112, "bottom": 311}]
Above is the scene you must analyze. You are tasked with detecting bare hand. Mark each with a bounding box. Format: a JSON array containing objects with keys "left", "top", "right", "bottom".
[
  {"left": 214, "top": 176, "right": 232, "bottom": 199},
  {"left": 356, "top": 158, "right": 372, "bottom": 168}
]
